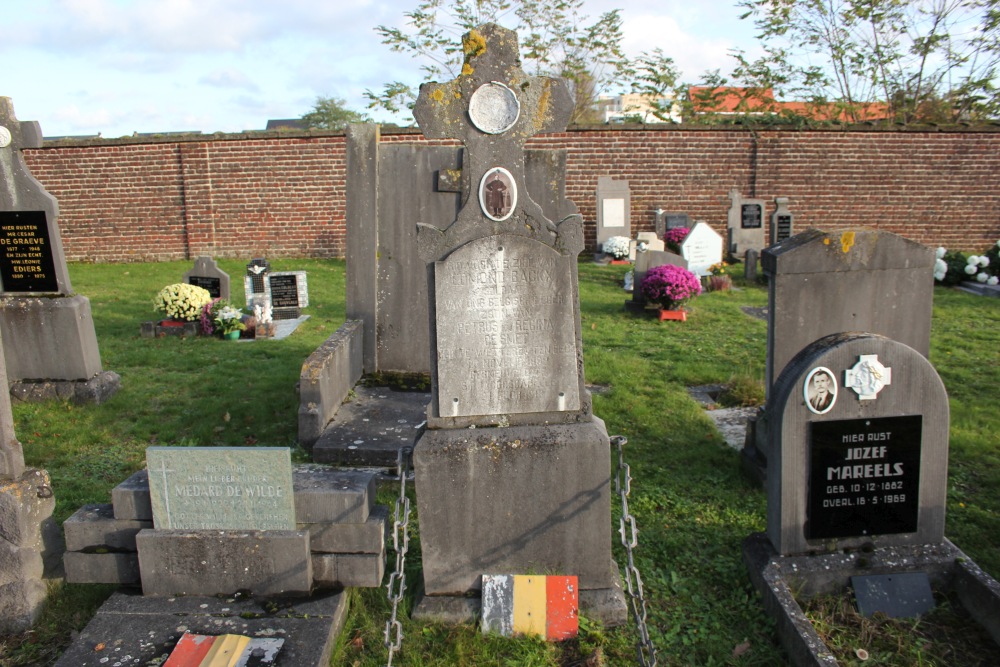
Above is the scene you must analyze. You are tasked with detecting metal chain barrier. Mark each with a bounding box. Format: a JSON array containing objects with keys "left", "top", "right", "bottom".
[
  {"left": 384, "top": 446, "right": 413, "bottom": 667},
  {"left": 612, "top": 435, "right": 658, "bottom": 667}
]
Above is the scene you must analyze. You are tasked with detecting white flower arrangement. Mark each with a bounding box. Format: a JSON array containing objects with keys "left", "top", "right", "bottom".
[
  {"left": 977, "top": 272, "right": 989, "bottom": 283},
  {"left": 989, "top": 276, "right": 1000, "bottom": 286},
  {"left": 154, "top": 283, "right": 212, "bottom": 321},
  {"left": 979, "top": 255, "right": 990, "bottom": 267},
  {"left": 603, "top": 236, "right": 632, "bottom": 260},
  {"left": 935, "top": 247, "right": 947, "bottom": 259},
  {"left": 965, "top": 263, "right": 978, "bottom": 275},
  {"left": 933, "top": 258, "right": 948, "bottom": 281}
]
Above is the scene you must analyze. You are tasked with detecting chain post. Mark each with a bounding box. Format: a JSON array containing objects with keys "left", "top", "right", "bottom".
[
  {"left": 384, "top": 446, "right": 413, "bottom": 667},
  {"left": 611, "top": 435, "right": 658, "bottom": 667}
]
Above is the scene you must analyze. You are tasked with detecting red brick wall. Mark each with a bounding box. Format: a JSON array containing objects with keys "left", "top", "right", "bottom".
[{"left": 24, "top": 125, "right": 1000, "bottom": 262}]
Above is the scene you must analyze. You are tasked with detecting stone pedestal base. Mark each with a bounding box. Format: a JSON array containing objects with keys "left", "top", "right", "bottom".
[
  {"left": 0, "top": 295, "right": 103, "bottom": 381},
  {"left": 413, "top": 417, "right": 625, "bottom": 624},
  {"left": 0, "top": 468, "right": 56, "bottom": 634},
  {"left": 10, "top": 371, "right": 121, "bottom": 405}
]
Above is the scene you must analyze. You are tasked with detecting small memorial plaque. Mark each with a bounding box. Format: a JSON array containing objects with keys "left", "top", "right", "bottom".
[
  {"left": 0, "top": 211, "right": 59, "bottom": 292},
  {"left": 146, "top": 447, "right": 295, "bottom": 530},
  {"left": 741, "top": 203, "right": 762, "bottom": 229},
  {"left": 187, "top": 275, "right": 222, "bottom": 298},
  {"left": 775, "top": 215, "right": 793, "bottom": 242},
  {"left": 602, "top": 198, "right": 625, "bottom": 228},
  {"left": 853, "top": 573, "right": 935, "bottom": 618},
  {"left": 435, "top": 234, "right": 580, "bottom": 417},
  {"left": 806, "top": 416, "right": 921, "bottom": 540},
  {"left": 269, "top": 274, "right": 300, "bottom": 308}
]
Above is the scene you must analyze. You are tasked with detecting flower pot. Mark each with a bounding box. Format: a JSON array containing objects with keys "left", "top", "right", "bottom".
[
  {"left": 610, "top": 259, "right": 630, "bottom": 265},
  {"left": 223, "top": 330, "right": 241, "bottom": 340},
  {"left": 658, "top": 309, "right": 687, "bottom": 322},
  {"left": 158, "top": 319, "right": 187, "bottom": 328}
]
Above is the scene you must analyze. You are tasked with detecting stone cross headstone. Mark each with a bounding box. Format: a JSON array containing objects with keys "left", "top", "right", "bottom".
[
  {"left": 726, "top": 189, "right": 766, "bottom": 258},
  {"left": 630, "top": 231, "right": 665, "bottom": 260},
  {"left": 770, "top": 196, "right": 794, "bottom": 245},
  {"left": 0, "top": 97, "right": 116, "bottom": 402},
  {"left": 595, "top": 176, "right": 630, "bottom": 249},
  {"left": 244, "top": 258, "right": 271, "bottom": 308},
  {"left": 680, "top": 221, "right": 724, "bottom": 276},
  {"left": 654, "top": 210, "right": 690, "bottom": 239},
  {"left": 183, "top": 256, "right": 230, "bottom": 300},
  {"left": 410, "top": 24, "right": 623, "bottom": 625}
]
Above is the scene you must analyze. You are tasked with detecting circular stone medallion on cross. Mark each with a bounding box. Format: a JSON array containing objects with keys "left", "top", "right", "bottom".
[{"left": 468, "top": 81, "right": 521, "bottom": 134}]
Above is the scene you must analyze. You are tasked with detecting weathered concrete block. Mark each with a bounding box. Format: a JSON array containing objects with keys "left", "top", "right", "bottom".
[
  {"left": 414, "top": 419, "right": 615, "bottom": 595},
  {"left": 297, "top": 320, "right": 363, "bottom": 449},
  {"left": 136, "top": 529, "right": 312, "bottom": 597},
  {"left": 312, "top": 551, "right": 386, "bottom": 589},
  {"left": 304, "top": 505, "right": 388, "bottom": 554},
  {"left": 64, "top": 551, "right": 140, "bottom": 585},
  {"left": 0, "top": 295, "right": 103, "bottom": 381},
  {"left": 63, "top": 503, "right": 151, "bottom": 552},
  {"left": 112, "top": 469, "right": 152, "bottom": 521},
  {"left": 0, "top": 578, "right": 48, "bottom": 635},
  {"left": 0, "top": 541, "right": 44, "bottom": 586},
  {"left": 293, "top": 466, "right": 374, "bottom": 524},
  {"left": 0, "top": 468, "right": 55, "bottom": 546}
]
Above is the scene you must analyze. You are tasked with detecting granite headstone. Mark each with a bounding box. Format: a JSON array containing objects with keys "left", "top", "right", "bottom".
[
  {"left": 183, "top": 256, "right": 230, "bottom": 300},
  {"left": 595, "top": 176, "right": 630, "bottom": 249},
  {"left": 727, "top": 189, "right": 766, "bottom": 257},
  {"left": 770, "top": 197, "right": 794, "bottom": 245}
]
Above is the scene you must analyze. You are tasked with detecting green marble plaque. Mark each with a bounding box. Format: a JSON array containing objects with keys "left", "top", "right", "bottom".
[{"left": 146, "top": 447, "right": 295, "bottom": 530}]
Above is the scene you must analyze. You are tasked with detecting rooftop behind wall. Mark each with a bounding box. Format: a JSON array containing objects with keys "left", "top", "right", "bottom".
[{"left": 22, "top": 123, "right": 1000, "bottom": 262}]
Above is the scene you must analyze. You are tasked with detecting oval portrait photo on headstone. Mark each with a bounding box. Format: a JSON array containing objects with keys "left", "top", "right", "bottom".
[
  {"left": 479, "top": 167, "right": 516, "bottom": 221},
  {"left": 804, "top": 366, "right": 837, "bottom": 415}
]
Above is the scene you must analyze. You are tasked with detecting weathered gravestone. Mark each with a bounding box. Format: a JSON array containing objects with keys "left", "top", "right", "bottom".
[
  {"left": 770, "top": 196, "right": 794, "bottom": 245},
  {"left": 183, "top": 256, "right": 230, "bottom": 300},
  {"left": 0, "top": 97, "right": 119, "bottom": 404},
  {"left": 409, "top": 23, "right": 625, "bottom": 625},
  {"left": 727, "top": 189, "right": 766, "bottom": 258},
  {"left": 595, "top": 176, "right": 630, "bottom": 249},
  {"left": 626, "top": 250, "right": 688, "bottom": 312},
  {"left": 743, "top": 332, "right": 1000, "bottom": 665},
  {"left": 742, "top": 230, "right": 935, "bottom": 482},
  {"left": 0, "top": 323, "right": 56, "bottom": 633},
  {"left": 630, "top": 231, "right": 665, "bottom": 260},
  {"left": 680, "top": 221, "right": 724, "bottom": 276}
]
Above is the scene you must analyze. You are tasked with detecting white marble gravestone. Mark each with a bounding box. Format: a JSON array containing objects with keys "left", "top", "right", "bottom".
[{"left": 680, "top": 222, "right": 724, "bottom": 276}]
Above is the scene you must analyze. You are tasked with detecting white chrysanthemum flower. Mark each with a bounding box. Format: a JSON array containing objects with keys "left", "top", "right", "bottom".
[
  {"left": 988, "top": 276, "right": 999, "bottom": 286},
  {"left": 979, "top": 256, "right": 990, "bottom": 267},
  {"left": 935, "top": 247, "right": 946, "bottom": 259},
  {"left": 976, "top": 272, "right": 989, "bottom": 283},
  {"left": 967, "top": 255, "right": 980, "bottom": 265},
  {"left": 965, "top": 264, "right": 978, "bottom": 275}
]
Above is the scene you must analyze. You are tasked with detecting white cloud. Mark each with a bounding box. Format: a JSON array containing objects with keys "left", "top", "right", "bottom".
[{"left": 199, "top": 69, "right": 260, "bottom": 93}]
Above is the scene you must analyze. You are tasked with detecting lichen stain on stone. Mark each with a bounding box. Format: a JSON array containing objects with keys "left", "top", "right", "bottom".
[
  {"left": 431, "top": 88, "right": 445, "bottom": 103},
  {"left": 840, "top": 231, "right": 856, "bottom": 253},
  {"left": 463, "top": 30, "right": 487, "bottom": 59},
  {"left": 462, "top": 63, "right": 474, "bottom": 77},
  {"left": 533, "top": 84, "right": 553, "bottom": 133}
]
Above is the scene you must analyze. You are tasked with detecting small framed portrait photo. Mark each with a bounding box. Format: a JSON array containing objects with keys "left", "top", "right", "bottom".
[{"left": 804, "top": 366, "right": 837, "bottom": 415}]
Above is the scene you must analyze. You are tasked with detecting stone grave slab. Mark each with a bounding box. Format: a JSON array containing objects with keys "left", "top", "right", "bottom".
[
  {"left": 762, "top": 229, "right": 934, "bottom": 392},
  {"left": 434, "top": 234, "right": 580, "bottom": 418},
  {"left": 136, "top": 529, "right": 311, "bottom": 597},
  {"left": 595, "top": 176, "right": 630, "bottom": 247},
  {"left": 52, "top": 590, "right": 347, "bottom": 667},
  {"left": 680, "top": 221, "right": 724, "bottom": 276},
  {"left": 311, "top": 385, "right": 428, "bottom": 467},
  {"left": 266, "top": 271, "right": 308, "bottom": 320},
  {"left": 183, "top": 256, "right": 230, "bottom": 300},
  {"left": 727, "top": 189, "right": 766, "bottom": 257},
  {"left": 146, "top": 447, "right": 295, "bottom": 530},
  {"left": 853, "top": 572, "right": 935, "bottom": 618},
  {"left": 292, "top": 465, "right": 374, "bottom": 524}
]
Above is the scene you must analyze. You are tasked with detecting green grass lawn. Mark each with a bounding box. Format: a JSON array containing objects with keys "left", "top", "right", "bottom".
[{"left": 1, "top": 259, "right": 998, "bottom": 666}]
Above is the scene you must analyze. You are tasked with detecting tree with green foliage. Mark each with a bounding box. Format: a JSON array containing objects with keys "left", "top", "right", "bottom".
[
  {"left": 736, "top": 0, "right": 1000, "bottom": 123},
  {"left": 367, "top": 0, "right": 631, "bottom": 125},
  {"left": 300, "top": 96, "right": 371, "bottom": 130},
  {"left": 628, "top": 48, "right": 684, "bottom": 122}
]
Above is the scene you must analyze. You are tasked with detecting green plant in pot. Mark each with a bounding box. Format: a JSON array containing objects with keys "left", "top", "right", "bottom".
[{"left": 211, "top": 300, "right": 246, "bottom": 339}]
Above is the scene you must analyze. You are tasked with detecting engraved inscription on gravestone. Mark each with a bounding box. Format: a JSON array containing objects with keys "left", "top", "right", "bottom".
[
  {"left": 0, "top": 211, "right": 58, "bottom": 293},
  {"left": 602, "top": 199, "right": 625, "bottom": 229},
  {"left": 146, "top": 447, "right": 295, "bottom": 530},
  {"left": 187, "top": 276, "right": 221, "bottom": 298},
  {"left": 806, "top": 416, "right": 921, "bottom": 540},
  {"left": 269, "top": 274, "right": 301, "bottom": 308},
  {"left": 435, "top": 234, "right": 580, "bottom": 417},
  {"left": 741, "top": 203, "right": 763, "bottom": 229},
  {"left": 776, "top": 215, "right": 792, "bottom": 241}
]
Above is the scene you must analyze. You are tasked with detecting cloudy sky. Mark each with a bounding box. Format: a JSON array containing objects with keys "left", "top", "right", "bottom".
[{"left": 2, "top": 0, "right": 760, "bottom": 138}]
